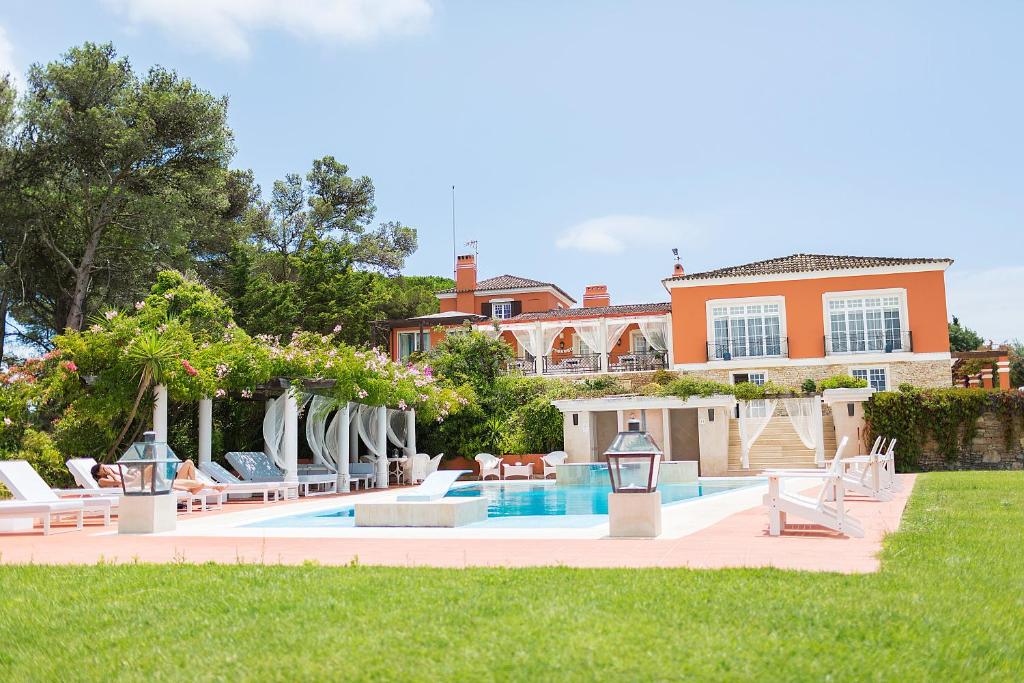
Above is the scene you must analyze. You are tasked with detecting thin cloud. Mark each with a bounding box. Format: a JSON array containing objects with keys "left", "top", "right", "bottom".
[
  {"left": 555, "top": 214, "right": 702, "bottom": 255},
  {"left": 946, "top": 266, "right": 1024, "bottom": 343},
  {"left": 103, "top": 0, "right": 434, "bottom": 59}
]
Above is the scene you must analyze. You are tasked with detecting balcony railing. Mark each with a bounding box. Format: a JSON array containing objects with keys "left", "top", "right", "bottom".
[
  {"left": 608, "top": 350, "right": 667, "bottom": 373},
  {"left": 508, "top": 352, "right": 537, "bottom": 375},
  {"left": 542, "top": 353, "right": 602, "bottom": 375},
  {"left": 825, "top": 330, "right": 912, "bottom": 355},
  {"left": 707, "top": 337, "right": 789, "bottom": 361}
]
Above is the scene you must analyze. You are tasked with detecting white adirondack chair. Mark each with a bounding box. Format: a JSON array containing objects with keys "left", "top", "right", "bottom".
[
  {"left": 540, "top": 451, "right": 568, "bottom": 479},
  {"left": 836, "top": 437, "right": 895, "bottom": 502},
  {"left": 763, "top": 437, "right": 864, "bottom": 538},
  {"left": 474, "top": 453, "right": 502, "bottom": 481}
]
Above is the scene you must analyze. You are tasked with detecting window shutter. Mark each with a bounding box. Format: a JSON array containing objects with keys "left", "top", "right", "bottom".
[
  {"left": 481, "top": 302, "right": 492, "bottom": 318},
  {"left": 510, "top": 301, "right": 522, "bottom": 317}
]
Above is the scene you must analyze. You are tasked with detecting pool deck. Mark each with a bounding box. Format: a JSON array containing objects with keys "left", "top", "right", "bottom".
[{"left": 0, "top": 474, "right": 915, "bottom": 573}]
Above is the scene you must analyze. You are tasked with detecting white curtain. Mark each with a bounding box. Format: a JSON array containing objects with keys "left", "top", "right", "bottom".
[
  {"left": 540, "top": 325, "right": 564, "bottom": 355},
  {"left": 638, "top": 319, "right": 669, "bottom": 352},
  {"left": 386, "top": 409, "right": 407, "bottom": 451},
  {"left": 262, "top": 395, "right": 286, "bottom": 468},
  {"left": 783, "top": 397, "right": 826, "bottom": 465},
  {"left": 510, "top": 328, "right": 539, "bottom": 357},
  {"left": 477, "top": 324, "right": 501, "bottom": 339},
  {"left": 304, "top": 395, "right": 334, "bottom": 469},
  {"left": 606, "top": 322, "right": 630, "bottom": 352},
  {"left": 738, "top": 399, "right": 778, "bottom": 469},
  {"left": 357, "top": 404, "right": 386, "bottom": 459},
  {"left": 573, "top": 321, "right": 602, "bottom": 355}
]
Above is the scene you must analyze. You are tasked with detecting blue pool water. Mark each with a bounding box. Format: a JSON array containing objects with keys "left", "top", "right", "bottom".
[{"left": 245, "top": 480, "right": 761, "bottom": 529}]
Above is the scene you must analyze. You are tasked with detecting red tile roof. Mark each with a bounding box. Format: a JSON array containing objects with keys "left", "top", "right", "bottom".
[
  {"left": 664, "top": 253, "right": 953, "bottom": 282},
  {"left": 439, "top": 274, "right": 576, "bottom": 302},
  {"left": 506, "top": 302, "right": 671, "bottom": 322}
]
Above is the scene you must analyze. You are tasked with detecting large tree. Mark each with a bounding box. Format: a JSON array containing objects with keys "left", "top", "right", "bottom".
[
  {"left": 0, "top": 42, "right": 236, "bottom": 345},
  {"left": 948, "top": 316, "right": 984, "bottom": 352}
]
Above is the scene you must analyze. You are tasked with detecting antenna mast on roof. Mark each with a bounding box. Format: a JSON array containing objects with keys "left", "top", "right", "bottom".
[
  {"left": 465, "top": 240, "right": 478, "bottom": 259},
  {"left": 451, "top": 185, "right": 456, "bottom": 279}
]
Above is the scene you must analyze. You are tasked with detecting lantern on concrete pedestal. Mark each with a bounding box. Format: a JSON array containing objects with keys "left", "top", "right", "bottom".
[
  {"left": 115, "top": 431, "right": 180, "bottom": 534},
  {"left": 604, "top": 419, "right": 663, "bottom": 537}
]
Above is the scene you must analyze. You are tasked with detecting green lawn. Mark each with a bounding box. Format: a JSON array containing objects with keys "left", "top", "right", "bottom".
[{"left": 1, "top": 472, "right": 1022, "bottom": 681}]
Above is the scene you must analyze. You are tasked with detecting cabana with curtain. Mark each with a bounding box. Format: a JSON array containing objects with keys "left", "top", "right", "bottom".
[{"left": 152, "top": 377, "right": 417, "bottom": 492}]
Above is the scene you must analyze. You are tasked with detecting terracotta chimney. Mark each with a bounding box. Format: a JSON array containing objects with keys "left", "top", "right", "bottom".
[
  {"left": 672, "top": 262, "right": 685, "bottom": 277},
  {"left": 455, "top": 254, "right": 477, "bottom": 291},
  {"left": 583, "top": 284, "right": 610, "bottom": 308}
]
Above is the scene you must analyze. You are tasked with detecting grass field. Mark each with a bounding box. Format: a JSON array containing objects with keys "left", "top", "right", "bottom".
[{"left": 1, "top": 472, "right": 1022, "bottom": 681}]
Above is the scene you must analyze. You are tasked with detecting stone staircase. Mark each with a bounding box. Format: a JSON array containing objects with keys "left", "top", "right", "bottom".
[{"left": 725, "top": 413, "right": 837, "bottom": 475}]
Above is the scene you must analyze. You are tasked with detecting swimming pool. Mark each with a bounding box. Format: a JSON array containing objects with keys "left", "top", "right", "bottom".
[{"left": 245, "top": 479, "right": 762, "bottom": 529}]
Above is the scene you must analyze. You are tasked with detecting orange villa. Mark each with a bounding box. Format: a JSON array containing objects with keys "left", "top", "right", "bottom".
[{"left": 380, "top": 252, "right": 955, "bottom": 392}]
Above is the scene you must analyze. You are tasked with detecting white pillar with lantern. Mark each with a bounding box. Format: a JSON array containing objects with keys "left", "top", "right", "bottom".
[
  {"left": 604, "top": 418, "right": 663, "bottom": 538},
  {"left": 115, "top": 431, "right": 180, "bottom": 534}
]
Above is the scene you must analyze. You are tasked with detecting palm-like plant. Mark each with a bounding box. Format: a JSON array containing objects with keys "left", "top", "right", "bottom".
[{"left": 105, "top": 332, "right": 178, "bottom": 459}]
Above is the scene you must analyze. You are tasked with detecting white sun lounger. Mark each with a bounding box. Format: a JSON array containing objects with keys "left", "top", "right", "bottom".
[
  {"left": 763, "top": 437, "right": 864, "bottom": 538},
  {"left": 396, "top": 470, "right": 470, "bottom": 502},
  {"left": 225, "top": 451, "right": 338, "bottom": 496},
  {"left": 67, "top": 457, "right": 218, "bottom": 513},
  {"left": 0, "top": 460, "right": 115, "bottom": 533},
  {"left": 198, "top": 461, "right": 298, "bottom": 501}
]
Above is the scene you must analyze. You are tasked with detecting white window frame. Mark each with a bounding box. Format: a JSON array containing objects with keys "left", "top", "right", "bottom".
[
  {"left": 489, "top": 298, "right": 514, "bottom": 320},
  {"left": 706, "top": 296, "right": 787, "bottom": 360},
  {"left": 850, "top": 366, "right": 889, "bottom": 392},
  {"left": 397, "top": 331, "right": 430, "bottom": 360},
  {"left": 822, "top": 289, "right": 909, "bottom": 355},
  {"left": 731, "top": 371, "right": 766, "bottom": 386},
  {"left": 629, "top": 330, "right": 651, "bottom": 354}
]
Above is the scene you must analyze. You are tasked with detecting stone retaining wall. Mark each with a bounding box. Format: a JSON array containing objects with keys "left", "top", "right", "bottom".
[
  {"left": 681, "top": 359, "right": 951, "bottom": 389},
  {"left": 916, "top": 410, "right": 1024, "bottom": 470}
]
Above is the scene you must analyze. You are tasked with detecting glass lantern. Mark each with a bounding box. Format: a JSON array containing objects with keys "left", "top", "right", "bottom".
[
  {"left": 604, "top": 421, "right": 662, "bottom": 493},
  {"left": 116, "top": 431, "right": 181, "bottom": 496}
]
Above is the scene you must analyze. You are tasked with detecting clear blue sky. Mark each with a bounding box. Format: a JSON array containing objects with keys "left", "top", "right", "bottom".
[{"left": 2, "top": 1, "right": 1021, "bottom": 340}]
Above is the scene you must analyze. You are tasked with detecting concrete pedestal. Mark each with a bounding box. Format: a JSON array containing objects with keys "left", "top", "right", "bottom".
[
  {"left": 608, "top": 491, "right": 662, "bottom": 538},
  {"left": 118, "top": 494, "right": 177, "bottom": 534},
  {"left": 355, "top": 497, "right": 487, "bottom": 527}
]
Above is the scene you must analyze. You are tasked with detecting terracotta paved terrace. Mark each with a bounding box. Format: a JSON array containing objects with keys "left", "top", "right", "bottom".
[{"left": 0, "top": 474, "right": 915, "bottom": 573}]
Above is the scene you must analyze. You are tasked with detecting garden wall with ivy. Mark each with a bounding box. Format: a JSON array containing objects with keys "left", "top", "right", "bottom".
[{"left": 864, "top": 388, "right": 1024, "bottom": 471}]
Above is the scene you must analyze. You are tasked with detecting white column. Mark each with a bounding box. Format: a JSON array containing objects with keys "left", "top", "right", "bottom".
[
  {"left": 283, "top": 391, "right": 299, "bottom": 483},
  {"left": 661, "top": 408, "right": 672, "bottom": 461},
  {"left": 814, "top": 395, "right": 826, "bottom": 465},
  {"left": 197, "top": 397, "right": 213, "bottom": 466},
  {"left": 375, "top": 406, "right": 388, "bottom": 488},
  {"left": 663, "top": 314, "right": 674, "bottom": 370},
  {"left": 599, "top": 318, "right": 609, "bottom": 373},
  {"left": 349, "top": 403, "right": 359, "bottom": 463},
  {"left": 336, "top": 404, "right": 350, "bottom": 490},
  {"left": 405, "top": 409, "right": 416, "bottom": 458},
  {"left": 533, "top": 323, "right": 544, "bottom": 376},
  {"left": 152, "top": 384, "right": 168, "bottom": 442},
  {"left": 616, "top": 410, "right": 625, "bottom": 432}
]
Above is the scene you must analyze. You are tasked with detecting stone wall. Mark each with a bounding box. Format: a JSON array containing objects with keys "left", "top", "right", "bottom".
[
  {"left": 916, "top": 410, "right": 1024, "bottom": 470},
  {"left": 679, "top": 359, "right": 951, "bottom": 389}
]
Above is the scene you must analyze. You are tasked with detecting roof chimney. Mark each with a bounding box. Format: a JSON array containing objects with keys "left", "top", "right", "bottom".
[
  {"left": 455, "top": 253, "right": 477, "bottom": 291},
  {"left": 583, "top": 284, "right": 610, "bottom": 308}
]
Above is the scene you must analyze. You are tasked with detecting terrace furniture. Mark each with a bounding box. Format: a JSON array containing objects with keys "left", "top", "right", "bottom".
[
  {"left": 540, "top": 451, "right": 568, "bottom": 479},
  {"left": 197, "top": 462, "right": 298, "bottom": 502},
  {"left": 348, "top": 463, "right": 377, "bottom": 489},
  {"left": 836, "top": 438, "right": 898, "bottom": 502},
  {"left": 67, "top": 457, "right": 214, "bottom": 513},
  {"left": 475, "top": 453, "right": 502, "bottom": 481},
  {"left": 503, "top": 462, "right": 533, "bottom": 480},
  {"left": 763, "top": 437, "right": 865, "bottom": 538},
  {"left": 0, "top": 460, "right": 115, "bottom": 533},
  {"left": 225, "top": 451, "right": 337, "bottom": 497},
  {"left": 409, "top": 453, "right": 444, "bottom": 484},
  {"left": 387, "top": 456, "right": 409, "bottom": 485}
]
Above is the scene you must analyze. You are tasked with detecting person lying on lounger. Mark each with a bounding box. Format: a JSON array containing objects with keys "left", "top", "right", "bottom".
[{"left": 92, "top": 460, "right": 226, "bottom": 494}]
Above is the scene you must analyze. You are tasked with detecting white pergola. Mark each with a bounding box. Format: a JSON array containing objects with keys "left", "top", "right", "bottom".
[
  {"left": 150, "top": 378, "right": 416, "bottom": 490},
  {"left": 476, "top": 313, "right": 673, "bottom": 374}
]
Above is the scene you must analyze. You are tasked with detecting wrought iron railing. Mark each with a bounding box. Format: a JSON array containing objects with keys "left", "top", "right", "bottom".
[
  {"left": 542, "top": 353, "right": 602, "bottom": 374},
  {"left": 824, "top": 330, "right": 912, "bottom": 355},
  {"left": 707, "top": 336, "right": 788, "bottom": 361},
  {"left": 608, "top": 351, "right": 667, "bottom": 372},
  {"left": 508, "top": 352, "right": 537, "bottom": 375}
]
